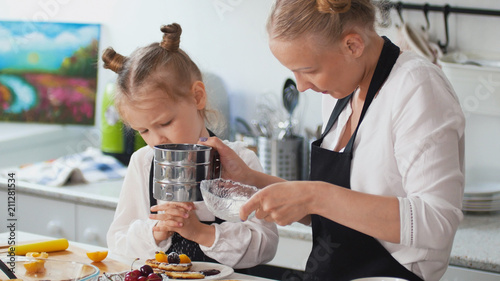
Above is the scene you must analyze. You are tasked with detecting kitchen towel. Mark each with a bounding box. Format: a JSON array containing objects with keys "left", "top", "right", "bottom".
[
  {"left": 397, "top": 23, "right": 442, "bottom": 65},
  {"left": 1, "top": 147, "right": 127, "bottom": 186}
]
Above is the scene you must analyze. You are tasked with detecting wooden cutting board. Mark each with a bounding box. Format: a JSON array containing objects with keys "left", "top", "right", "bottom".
[
  {"left": 51, "top": 244, "right": 131, "bottom": 274},
  {"left": 0, "top": 243, "right": 131, "bottom": 275}
]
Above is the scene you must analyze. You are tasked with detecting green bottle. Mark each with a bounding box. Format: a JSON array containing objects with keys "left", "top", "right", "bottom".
[{"left": 100, "top": 83, "right": 146, "bottom": 165}]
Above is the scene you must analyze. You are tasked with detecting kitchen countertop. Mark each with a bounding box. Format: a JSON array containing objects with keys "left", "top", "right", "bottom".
[
  {"left": 0, "top": 177, "right": 122, "bottom": 210},
  {"left": 1, "top": 178, "right": 500, "bottom": 275},
  {"left": 451, "top": 211, "right": 500, "bottom": 273},
  {"left": 0, "top": 231, "right": 275, "bottom": 280}
]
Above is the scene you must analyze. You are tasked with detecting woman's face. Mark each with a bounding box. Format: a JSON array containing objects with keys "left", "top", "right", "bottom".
[
  {"left": 122, "top": 91, "right": 206, "bottom": 147},
  {"left": 269, "top": 35, "right": 362, "bottom": 99}
]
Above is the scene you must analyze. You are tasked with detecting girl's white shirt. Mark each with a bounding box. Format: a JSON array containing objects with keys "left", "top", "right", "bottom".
[
  {"left": 107, "top": 141, "right": 278, "bottom": 269},
  {"left": 321, "top": 51, "right": 465, "bottom": 281}
]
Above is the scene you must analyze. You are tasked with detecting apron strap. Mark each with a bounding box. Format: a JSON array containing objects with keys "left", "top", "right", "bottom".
[
  {"left": 319, "top": 37, "right": 400, "bottom": 153},
  {"left": 320, "top": 94, "right": 352, "bottom": 140},
  {"left": 149, "top": 160, "right": 157, "bottom": 213},
  {"left": 344, "top": 36, "right": 400, "bottom": 153}
]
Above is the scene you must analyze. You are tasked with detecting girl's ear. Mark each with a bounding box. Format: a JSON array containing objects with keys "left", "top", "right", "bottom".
[{"left": 191, "top": 80, "right": 207, "bottom": 110}]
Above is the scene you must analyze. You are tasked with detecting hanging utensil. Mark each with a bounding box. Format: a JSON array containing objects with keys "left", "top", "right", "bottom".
[
  {"left": 235, "top": 117, "right": 257, "bottom": 138},
  {"left": 282, "top": 78, "right": 299, "bottom": 139},
  {"left": 251, "top": 119, "right": 272, "bottom": 138}
]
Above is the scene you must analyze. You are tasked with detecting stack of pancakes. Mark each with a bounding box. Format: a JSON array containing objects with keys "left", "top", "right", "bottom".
[{"left": 145, "top": 259, "right": 205, "bottom": 279}]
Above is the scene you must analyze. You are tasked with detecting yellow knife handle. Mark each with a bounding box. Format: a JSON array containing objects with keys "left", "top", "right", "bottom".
[{"left": 10, "top": 238, "right": 69, "bottom": 255}]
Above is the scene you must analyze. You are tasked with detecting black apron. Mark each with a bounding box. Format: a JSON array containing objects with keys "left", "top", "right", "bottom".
[
  {"left": 148, "top": 130, "right": 224, "bottom": 263},
  {"left": 304, "top": 37, "right": 423, "bottom": 281}
]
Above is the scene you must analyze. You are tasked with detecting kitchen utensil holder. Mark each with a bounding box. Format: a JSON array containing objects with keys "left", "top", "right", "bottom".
[{"left": 258, "top": 136, "right": 303, "bottom": 180}]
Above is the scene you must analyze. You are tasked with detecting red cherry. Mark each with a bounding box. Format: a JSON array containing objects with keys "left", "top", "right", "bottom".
[
  {"left": 147, "top": 273, "right": 162, "bottom": 281},
  {"left": 126, "top": 269, "right": 141, "bottom": 278},
  {"left": 124, "top": 275, "right": 138, "bottom": 281},
  {"left": 137, "top": 276, "right": 147, "bottom": 281},
  {"left": 140, "top": 265, "right": 154, "bottom": 276}
]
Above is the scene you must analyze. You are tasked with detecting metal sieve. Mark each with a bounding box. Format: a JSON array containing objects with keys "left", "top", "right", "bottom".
[{"left": 153, "top": 143, "right": 221, "bottom": 202}]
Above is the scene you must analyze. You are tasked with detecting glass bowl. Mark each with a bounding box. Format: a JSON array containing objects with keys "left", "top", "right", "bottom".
[
  {"left": 1, "top": 256, "right": 99, "bottom": 280},
  {"left": 201, "top": 178, "right": 258, "bottom": 222}
]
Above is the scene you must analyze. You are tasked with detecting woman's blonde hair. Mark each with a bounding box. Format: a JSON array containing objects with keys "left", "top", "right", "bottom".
[
  {"left": 101, "top": 23, "right": 219, "bottom": 129},
  {"left": 267, "top": 0, "right": 376, "bottom": 44}
]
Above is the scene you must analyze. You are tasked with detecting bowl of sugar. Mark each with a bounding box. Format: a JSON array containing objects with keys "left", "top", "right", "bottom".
[{"left": 200, "top": 178, "right": 257, "bottom": 222}]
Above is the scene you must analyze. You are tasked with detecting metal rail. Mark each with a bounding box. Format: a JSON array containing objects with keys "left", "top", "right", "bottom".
[{"left": 379, "top": 1, "right": 500, "bottom": 53}]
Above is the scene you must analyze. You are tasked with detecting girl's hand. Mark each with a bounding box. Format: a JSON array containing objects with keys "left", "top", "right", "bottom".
[
  {"left": 150, "top": 202, "right": 216, "bottom": 247},
  {"left": 240, "top": 181, "right": 315, "bottom": 226},
  {"left": 150, "top": 202, "right": 193, "bottom": 243},
  {"left": 168, "top": 208, "right": 215, "bottom": 247}
]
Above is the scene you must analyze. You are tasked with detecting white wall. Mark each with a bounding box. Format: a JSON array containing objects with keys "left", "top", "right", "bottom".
[
  {"left": 380, "top": 0, "right": 500, "bottom": 187},
  {"left": 1, "top": 0, "right": 306, "bottom": 138},
  {"left": 1, "top": 0, "right": 500, "bottom": 176}
]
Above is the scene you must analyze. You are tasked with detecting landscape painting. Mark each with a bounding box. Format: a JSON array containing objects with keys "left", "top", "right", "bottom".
[{"left": 0, "top": 21, "right": 100, "bottom": 125}]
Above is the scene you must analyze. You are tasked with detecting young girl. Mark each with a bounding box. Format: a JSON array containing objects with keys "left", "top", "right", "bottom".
[{"left": 102, "top": 23, "right": 278, "bottom": 268}]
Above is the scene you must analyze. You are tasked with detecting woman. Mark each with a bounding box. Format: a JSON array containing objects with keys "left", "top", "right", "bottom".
[{"left": 202, "top": 0, "right": 465, "bottom": 280}]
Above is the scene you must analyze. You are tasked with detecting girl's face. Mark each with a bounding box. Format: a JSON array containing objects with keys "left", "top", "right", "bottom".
[
  {"left": 123, "top": 86, "right": 207, "bottom": 147},
  {"left": 269, "top": 35, "right": 363, "bottom": 99}
]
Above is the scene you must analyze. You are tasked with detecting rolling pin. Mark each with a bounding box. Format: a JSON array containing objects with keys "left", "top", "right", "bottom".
[{"left": 8, "top": 238, "right": 69, "bottom": 255}]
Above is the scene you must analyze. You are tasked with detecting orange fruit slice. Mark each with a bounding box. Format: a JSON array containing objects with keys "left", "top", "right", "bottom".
[
  {"left": 86, "top": 250, "right": 108, "bottom": 262},
  {"left": 179, "top": 254, "right": 191, "bottom": 264},
  {"left": 26, "top": 252, "right": 49, "bottom": 259},
  {"left": 24, "top": 259, "right": 46, "bottom": 273},
  {"left": 155, "top": 251, "right": 168, "bottom": 263}
]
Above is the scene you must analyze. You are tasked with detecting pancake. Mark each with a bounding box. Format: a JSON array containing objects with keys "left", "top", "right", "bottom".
[{"left": 145, "top": 258, "right": 192, "bottom": 272}]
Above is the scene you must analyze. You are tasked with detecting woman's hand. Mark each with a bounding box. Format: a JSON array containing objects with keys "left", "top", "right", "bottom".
[
  {"left": 240, "top": 181, "right": 315, "bottom": 226},
  {"left": 241, "top": 180, "right": 401, "bottom": 243},
  {"left": 200, "top": 137, "right": 285, "bottom": 188},
  {"left": 199, "top": 137, "right": 253, "bottom": 184}
]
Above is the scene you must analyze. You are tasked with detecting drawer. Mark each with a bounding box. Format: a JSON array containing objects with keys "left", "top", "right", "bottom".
[
  {"left": 16, "top": 193, "right": 76, "bottom": 240},
  {"left": 75, "top": 204, "right": 115, "bottom": 247}
]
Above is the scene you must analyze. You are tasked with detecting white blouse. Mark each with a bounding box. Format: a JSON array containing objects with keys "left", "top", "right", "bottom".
[
  {"left": 106, "top": 141, "right": 278, "bottom": 269},
  {"left": 321, "top": 51, "right": 465, "bottom": 281}
]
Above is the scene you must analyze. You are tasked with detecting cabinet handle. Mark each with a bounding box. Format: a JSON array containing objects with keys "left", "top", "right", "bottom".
[
  {"left": 46, "top": 220, "right": 63, "bottom": 237},
  {"left": 83, "top": 228, "right": 99, "bottom": 243}
]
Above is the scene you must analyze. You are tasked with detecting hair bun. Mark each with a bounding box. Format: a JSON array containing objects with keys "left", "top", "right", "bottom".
[
  {"left": 102, "top": 47, "right": 127, "bottom": 73},
  {"left": 317, "top": 0, "right": 351, "bottom": 14},
  {"left": 160, "top": 23, "right": 182, "bottom": 52}
]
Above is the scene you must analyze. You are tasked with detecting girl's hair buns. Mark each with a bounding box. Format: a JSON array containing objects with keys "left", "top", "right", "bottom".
[
  {"left": 160, "top": 23, "right": 181, "bottom": 52},
  {"left": 101, "top": 47, "right": 127, "bottom": 74}
]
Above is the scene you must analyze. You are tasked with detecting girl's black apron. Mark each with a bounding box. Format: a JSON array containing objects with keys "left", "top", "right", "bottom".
[
  {"left": 304, "top": 37, "right": 423, "bottom": 281},
  {"left": 148, "top": 130, "right": 223, "bottom": 263}
]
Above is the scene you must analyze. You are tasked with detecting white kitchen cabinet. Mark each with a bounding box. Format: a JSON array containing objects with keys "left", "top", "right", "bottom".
[
  {"left": 0, "top": 189, "right": 115, "bottom": 247},
  {"left": 268, "top": 236, "right": 311, "bottom": 271},
  {"left": 75, "top": 204, "right": 115, "bottom": 247},
  {"left": 15, "top": 193, "right": 76, "bottom": 241}
]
